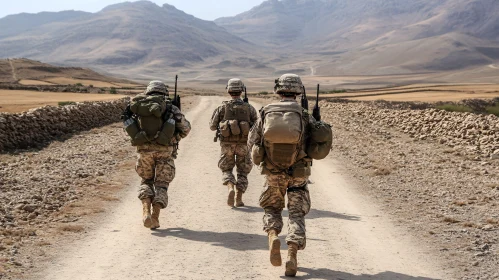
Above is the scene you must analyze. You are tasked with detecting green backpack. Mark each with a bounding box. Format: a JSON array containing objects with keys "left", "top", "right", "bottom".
[
  {"left": 124, "top": 95, "right": 176, "bottom": 146},
  {"left": 306, "top": 121, "right": 333, "bottom": 160}
]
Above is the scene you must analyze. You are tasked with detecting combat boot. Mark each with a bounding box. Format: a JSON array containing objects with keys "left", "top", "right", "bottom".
[
  {"left": 151, "top": 204, "right": 161, "bottom": 230},
  {"left": 227, "top": 182, "right": 235, "bottom": 207},
  {"left": 141, "top": 198, "right": 152, "bottom": 228},
  {"left": 268, "top": 229, "right": 281, "bottom": 266},
  {"left": 285, "top": 243, "right": 299, "bottom": 277},
  {"left": 234, "top": 188, "right": 244, "bottom": 207}
]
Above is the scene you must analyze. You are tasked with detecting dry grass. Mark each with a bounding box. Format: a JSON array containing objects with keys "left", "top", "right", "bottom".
[
  {"left": 44, "top": 77, "right": 119, "bottom": 88},
  {"left": 99, "top": 195, "right": 120, "bottom": 202},
  {"left": 443, "top": 216, "right": 460, "bottom": 224},
  {"left": 463, "top": 222, "right": 477, "bottom": 228},
  {"left": 373, "top": 167, "right": 392, "bottom": 176},
  {"left": 319, "top": 83, "right": 499, "bottom": 102},
  {"left": 57, "top": 225, "right": 84, "bottom": 233},
  {"left": 453, "top": 200, "right": 467, "bottom": 206},
  {"left": 2, "top": 239, "right": 14, "bottom": 246},
  {"left": 18, "top": 79, "right": 55, "bottom": 86},
  {"left": 36, "top": 241, "right": 52, "bottom": 247},
  {"left": 0, "top": 229, "right": 36, "bottom": 237},
  {"left": 0, "top": 90, "right": 125, "bottom": 113}
]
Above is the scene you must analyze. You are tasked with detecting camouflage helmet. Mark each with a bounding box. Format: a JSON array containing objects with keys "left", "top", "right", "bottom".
[
  {"left": 226, "top": 78, "right": 244, "bottom": 95},
  {"left": 274, "top": 74, "right": 304, "bottom": 96},
  {"left": 144, "top": 80, "right": 169, "bottom": 96}
]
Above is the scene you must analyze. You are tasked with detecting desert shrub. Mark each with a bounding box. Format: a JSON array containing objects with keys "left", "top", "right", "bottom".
[
  {"left": 485, "top": 104, "right": 499, "bottom": 116},
  {"left": 259, "top": 91, "right": 269, "bottom": 95},
  {"left": 110, "top": 87, "right": 117, "bottom": 94},
  {"left": 58, "top": 225, "right": 84, "bottom": 233},
  {"left": 328, "top": 89, "right": 347, "bottom": 94},
  {"left": 436, "top": 104, "right": 473, "bottom": 113},
  {"left": 58, "top": 101, "right": 77, "bottom": 106},
  {"left": 89, "top": 84, "right": 94, "bottom": 88},
  {"left": 75, "top": 83, "right": 84, "bottom": 87}
]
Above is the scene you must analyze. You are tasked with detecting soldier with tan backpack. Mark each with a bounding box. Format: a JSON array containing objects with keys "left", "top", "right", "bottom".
[
  {"left": 248, "top": 74, "right": 333, "bottom": 277},
  {"left": 210, "top": 79, "right": 258, "bottom": 207}
]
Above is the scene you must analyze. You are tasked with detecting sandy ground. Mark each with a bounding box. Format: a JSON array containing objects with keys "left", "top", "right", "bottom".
[
  {"left": 348, "top": 91, "right": 499, "bottom": 102},
  {"left": 0, "top": 90, "right": 126, "bottom": 113},
  {"left": 30, "top": 97, "right": 450, "bottom": 280},
  {"left": 319, "top": 84, "right": 499, "bottom": 102},
  {"left": 18, "top": 80, "right": 56, "bottom": 86}
]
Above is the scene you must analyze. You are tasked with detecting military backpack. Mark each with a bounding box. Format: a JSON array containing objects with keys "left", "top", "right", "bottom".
[{"left": 123, "top": 95, "right": 176, "bottom": 146}]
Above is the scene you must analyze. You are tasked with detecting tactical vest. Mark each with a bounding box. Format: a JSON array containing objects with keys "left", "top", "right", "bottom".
[
  {"left": 219, "top": 101, "right": 251, "bottom": 143},
  {"left": 124, "top": 95, "right": 176, "bottom": 146}
]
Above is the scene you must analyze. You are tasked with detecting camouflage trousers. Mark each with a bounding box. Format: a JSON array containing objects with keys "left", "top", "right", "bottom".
[
  {"left": 218, "top": 143, "right": 253, "bottom": 192},
  {"left": 135, "top": 148, "right": 175, "bottom": 209},
  {"left": 259, "top": 174, "right": 311, "bottom": 250}
]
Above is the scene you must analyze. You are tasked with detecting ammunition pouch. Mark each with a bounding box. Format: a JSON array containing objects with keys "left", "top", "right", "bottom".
[
  {"left": 251, "top": 145, "right": 266, "bottom": 165},
  {"left": 132, "top": 131, "right": 150, "bottom": 146},
  {"left": 307, "top": 121, "right": 333, "bottom": 160},
  {"left": 220, "top": 121, "right": 231, "bottom": 137},
  {"left": 240, "top": 121, "right": 250, "bottom": 136},
  {"left": 229, "top": 120, "right": 241, "bottom": 135},
  {"left": 156, "top": 119, "right": 176, "bottom": 146},
  {"left": 124, "top": 118, "right": 140, "bottom": 140}
]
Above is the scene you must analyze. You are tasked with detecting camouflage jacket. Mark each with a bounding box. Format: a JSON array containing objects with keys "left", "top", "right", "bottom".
[{"left": 137, "top": 105, "right": 191, "bottom": 152}]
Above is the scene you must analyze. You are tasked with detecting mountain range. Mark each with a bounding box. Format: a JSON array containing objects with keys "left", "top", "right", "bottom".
[{"left": 1, "top": 0, "right": 499, "bottom": 82}]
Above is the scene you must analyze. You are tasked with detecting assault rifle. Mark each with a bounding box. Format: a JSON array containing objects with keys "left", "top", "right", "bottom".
[
  {"left": 172, "top": 75, "right": 181, "bottom": 110},
  {"left": 301, "top": 86, "right": 309, "bottom": 111},
  {"left": 214, "top": 129, "right": 220, "bottom": 142},
  {"left": 313, "top": 84, "right": 321, "bottom": 121},
  {"left": 243, "top": 86, "right": 249, "bottom": 103},
  {"left": 121, "top": 104, "right": 134, "bottom": 121}
]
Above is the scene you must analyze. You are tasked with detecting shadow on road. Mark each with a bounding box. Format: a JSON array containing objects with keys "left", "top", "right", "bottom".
[
  {"left": 230, "top": 205, "right": 361, "bottom": 222},
  {"left": 307, "top": 209, "right": 361, "bottom": 221},
  {"left": 151, "top": 227, "right": 268, "bottom": 251},
  {"left": 281, "top": 268, "right": 441, "bottom": 280},
  {"left": 231, "top": 205, "right": 263, "bottom": 213}
]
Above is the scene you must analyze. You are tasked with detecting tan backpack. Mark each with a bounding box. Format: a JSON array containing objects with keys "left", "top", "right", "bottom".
[{"left": 261, "top": 102, "right": 305, "bottom": 170}]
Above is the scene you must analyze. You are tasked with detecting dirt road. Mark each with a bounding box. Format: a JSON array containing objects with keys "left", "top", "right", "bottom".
[
  {"left": 34, "top": 97, "right": 449, "bottom": 279},
  {"left": 8, "top": 59, "right": 17, "bottom": 81}
]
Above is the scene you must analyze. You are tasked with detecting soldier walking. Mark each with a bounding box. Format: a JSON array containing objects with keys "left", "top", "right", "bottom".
[
  {"left": 248, "top": 74, "right": 332, "bottom": 276},
  {"left": 122, "top": 81, "right": 191, "bottom": 230},
  {"left": 210, "top": 79, "right": 258, "bottom": 207}
]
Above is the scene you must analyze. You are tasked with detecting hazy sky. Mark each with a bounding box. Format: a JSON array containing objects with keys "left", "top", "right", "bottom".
[{"left": 0, "top": 0, "right": 267, "bottom": 20}]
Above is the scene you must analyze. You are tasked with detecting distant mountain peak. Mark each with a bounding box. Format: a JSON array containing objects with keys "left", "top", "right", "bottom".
[{"left": 100, "top": 0, "right": 159, "bottom": 12}]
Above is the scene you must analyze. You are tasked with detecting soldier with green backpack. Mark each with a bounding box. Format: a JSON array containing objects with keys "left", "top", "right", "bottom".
[
  {"left": 122, "top": 81, "right": 191, "bottom": 230},
  {"left": 210, "top": 78, "right": 258, "bottom": 207},
  {"left": 248, "top": 74, "right": 333, "bottom": 277}
]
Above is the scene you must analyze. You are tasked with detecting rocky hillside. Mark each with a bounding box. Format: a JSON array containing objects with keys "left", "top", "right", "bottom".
[
  {"left": 217, "top": 0, "right": 499, "bottom": 74},
  {"left": 0, "top": 1, "right": 257, "bottom": 74}
]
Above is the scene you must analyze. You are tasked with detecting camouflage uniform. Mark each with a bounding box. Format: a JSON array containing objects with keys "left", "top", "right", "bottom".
[
  {"left": 210, "top": 98, "right": 258, "bottom": 192},
  {"left": 248, "top": 99, "right": 316, "bottom": 250},
  {"left": 135, "top": 99, "right": 191, "bottom": 209}
]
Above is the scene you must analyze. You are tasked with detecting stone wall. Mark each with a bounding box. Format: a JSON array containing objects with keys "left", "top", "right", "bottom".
[
  {"left": 0, "top": 98, "right": 128, "bottom": 151},
  {"left": 322, "top": 101, "right": 499, "bottom": 159}
]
